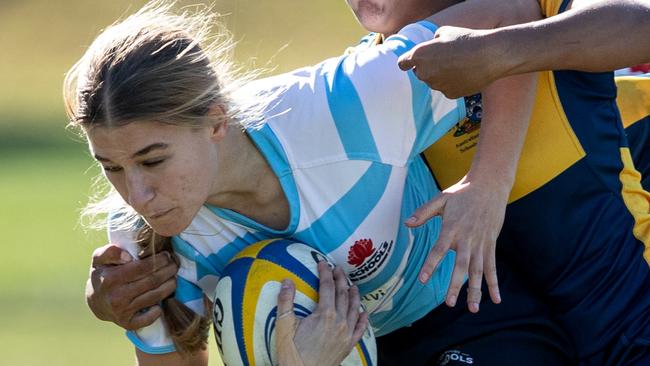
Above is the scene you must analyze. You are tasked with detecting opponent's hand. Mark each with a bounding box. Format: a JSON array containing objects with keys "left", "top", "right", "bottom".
[
  {"left": 398, "top": 26, "right": 504, "bottom": 99},
  {"left": 275, "top": 262, "right": 369, "bottom": 366},
  {"left": 86, "top": 243, "right": 178, "bottom": 330},
  {"left": 406, "top": 175, "right": 509, "bottom": 313}
]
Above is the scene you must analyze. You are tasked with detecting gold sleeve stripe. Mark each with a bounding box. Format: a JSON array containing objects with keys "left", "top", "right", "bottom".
[
  {"left": 618, "top": 147, "right": 650, "bottom": 265},
  {"left": 615, "top": 76, "right": 650, "bottom": 128}
]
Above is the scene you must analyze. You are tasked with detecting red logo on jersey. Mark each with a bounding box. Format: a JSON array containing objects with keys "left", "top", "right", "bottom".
[
  {"left": 630, "top": 63, "right": 650, "bottom": 73},
  {"left": 347, "top": 239, "right": 375, "bottom": 267}
]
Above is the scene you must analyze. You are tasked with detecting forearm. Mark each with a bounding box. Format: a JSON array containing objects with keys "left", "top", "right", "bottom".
[
  {"left": 494, "top": 0, "right": 650, "bottom": 75},
  {"left": 135, "top": 348, "right": 208, "bottom": 366},
  {"left": 469, "top": 74, "right": 538, "bottom": 189},
  {"left": 426, "top": 0, "right": 541, "bottom": 29}
]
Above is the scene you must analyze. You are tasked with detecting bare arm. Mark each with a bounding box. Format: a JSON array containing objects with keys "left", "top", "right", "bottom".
[
  {"left": 503, "top": 0, "right": 650, "bottom": 74},
  {"left": 136, "top": 349, "right": 208, "bottom": 366},
  {"left": 399, "top": 0, "right": 650, "bottom": 97},
  {"left": 403, "top": 0, "right": 541, "bottom": 311}
]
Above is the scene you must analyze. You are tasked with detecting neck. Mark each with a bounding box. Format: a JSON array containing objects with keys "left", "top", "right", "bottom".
[
  {"left": 206, "top": 123, "right": 290, "bottom": 230},
  {"left": 206, "top": 124, "right": 278, "bottom": 209}
]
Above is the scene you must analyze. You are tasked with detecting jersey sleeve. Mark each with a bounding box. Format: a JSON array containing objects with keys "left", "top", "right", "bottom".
[
  {"left": 107, "top": 224, "right": 211, "bottom": 354},
  {"left": 321, "top": 21, "right": 466, "bottom": 166},
  {"left": 107, "top": 223, "right": 178, "bottom": 354},
  {"left": 122, "top": 238, "right": 212, "bottom": 354}
]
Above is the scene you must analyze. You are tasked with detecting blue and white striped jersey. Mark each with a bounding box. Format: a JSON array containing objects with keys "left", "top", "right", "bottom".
[{"left": 117, "top": 21, "right": 467, "bottom": 354}]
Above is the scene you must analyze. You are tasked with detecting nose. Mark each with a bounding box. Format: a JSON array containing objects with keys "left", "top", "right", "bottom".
[{"left": 125, "top": 172, "right": 155, "bottom": 212}]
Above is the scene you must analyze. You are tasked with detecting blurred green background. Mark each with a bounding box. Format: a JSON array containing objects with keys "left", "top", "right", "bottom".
[{"left": 0, "top": 1, "right": 364, "bottom": 364}]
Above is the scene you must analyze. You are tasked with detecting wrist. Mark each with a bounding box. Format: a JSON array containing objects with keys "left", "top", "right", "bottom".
[
  {"left": 483, "top": 27, "right": 527, "bottom": 78},
  {"left": 466, "top": 164, "right": 516, "bottom": 196}
]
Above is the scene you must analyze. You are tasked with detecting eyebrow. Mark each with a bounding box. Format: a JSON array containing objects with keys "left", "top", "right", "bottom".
[{"left": 94, "top": 143, "right": 169, "bottom": 162}]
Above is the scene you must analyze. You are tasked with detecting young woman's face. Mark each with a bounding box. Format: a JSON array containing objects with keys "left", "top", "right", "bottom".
[
  {"left": 346, "top": 0, "right": 439, "bottom": 35},
  {"left": 87, "top": 121, "right": 224, "bottom": 237}
]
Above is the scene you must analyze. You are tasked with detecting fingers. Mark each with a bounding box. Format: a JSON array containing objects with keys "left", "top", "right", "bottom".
[
  {"left": 109, "top": 252, "right": 174, "bottom": 285},
  {"left": 124, "top": 305, "right": 163, "bottom": 330},
  {"left": 446, "top": 246, "right": 470, "bottom": 308},
  {"left": 124, "top": 261, "right": 178, "bottom": 296},
  {"left": 92, "top": 244, "right": 133, "bottom": 267},
  {"left": 128, "top": 277, "right": 176, "bottom": 315},
  {"left": 419, "top": 227, "right": 453, "bottom": 284},
  {"left": 351, "top": 312, "right": 369, "bottom": 345},
  {"left": 317, "top": 261, "right": 335, "bottom": 310},
  {"left": 484, "top": 253, "right": 501, "bottom": 304},
  {"left": 466, "top": 252, "right": 484, "bottom": 313},
  {"left": 346, "top": 285, "right": 360, "bottom": 331},
  {"left": 276, "top": 279, "right": 298, "bottom": 355},
  {"left": 333, "top": 267, "right": 349, "bottom": 320},
  {"left": 277, "top": 279, "right": 297, "bottom": 322},
  {"left": 406, "top": 194, "right": 447, "bottom": 228},
  {"left": 397, "top": 50, "right": 415, "bottom": 71}
]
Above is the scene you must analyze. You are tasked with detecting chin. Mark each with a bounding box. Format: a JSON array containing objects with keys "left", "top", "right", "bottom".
[{"left": 146, "top": 216, "right": 190, "bottom": 237}]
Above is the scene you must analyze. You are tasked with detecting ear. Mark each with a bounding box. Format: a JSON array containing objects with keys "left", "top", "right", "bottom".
[{"left": 207, "top": 103, "right": 228, "bottom": 142}]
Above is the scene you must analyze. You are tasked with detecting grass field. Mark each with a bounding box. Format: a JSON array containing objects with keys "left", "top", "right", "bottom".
[{"left": 0, "top": 1, "right": 364, "bottom": 364}]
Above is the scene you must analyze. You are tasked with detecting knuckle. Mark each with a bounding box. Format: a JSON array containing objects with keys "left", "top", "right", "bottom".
[
  {"left": 485, "top": 264, "right": 498, "bottom": 275},
  {"left": 144, "top": 275, "right": 157, "bottom": 290},
  {"left": 322, "top": 309, "right": 337, "bottom": 322},
  {"left": 278, "top": 289, "right": 293, "bottom": 303},
  {"left": 107, "top": 294, "right": 119, "bottom": 308},
  {"left": 336, "top": 321, "right": 349, "bottom": 335},
  {"left": 448, "top": 283, "right": 463, "bottom": 293},
  {"left": 469, "top": 266, "right": 483, "bottom": 276},
  {"left": 456, "top": 252, "right": 471, "bottom": 266},
  {"left": 337, "top": 288, "right": 348, "bottom": 299}
]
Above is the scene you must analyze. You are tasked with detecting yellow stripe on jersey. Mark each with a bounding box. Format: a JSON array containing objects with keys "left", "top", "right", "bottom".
[
  {"left": 615, "top": 76, "right": 650, "bottom": 128},
  {"left": 509, "top": 71, "right": 585, "bottom": 202},
  {"left": 421, "top": 122, "right": 479, "bottom": 190},
  {"left": 423, "top": 71, "right": 586, "bottom": 203},
  {"left": 618, "top": 148, "right": 650, "bottom": 264}
]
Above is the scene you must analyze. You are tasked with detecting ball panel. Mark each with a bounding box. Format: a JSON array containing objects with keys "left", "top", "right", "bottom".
[{"left": 214, "top": 239, "right": 377, "bottom": 366}]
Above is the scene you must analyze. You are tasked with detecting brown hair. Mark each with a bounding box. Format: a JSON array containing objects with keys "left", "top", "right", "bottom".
[{"left": 64, "top": 0, "right": 269, "bottom": 355}]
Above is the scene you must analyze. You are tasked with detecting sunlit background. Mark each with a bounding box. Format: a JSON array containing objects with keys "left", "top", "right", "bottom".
[{"left": 0, "top": 1, "right": 365, "bottom": 364}]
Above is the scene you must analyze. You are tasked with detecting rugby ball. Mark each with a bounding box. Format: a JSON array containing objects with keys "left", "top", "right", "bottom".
[{"left": 213, "top": 239, "right": 377, "bottom": 366}]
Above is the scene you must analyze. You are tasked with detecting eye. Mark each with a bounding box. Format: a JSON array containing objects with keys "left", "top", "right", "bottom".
[
  {"left": 142, "top": 159, "right": 165, "bottom": 167},
  {"left": 102, "top": 165, "right": 123, "bottom": 173}
]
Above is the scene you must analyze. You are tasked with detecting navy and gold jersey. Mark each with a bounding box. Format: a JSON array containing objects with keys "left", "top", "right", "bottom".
[{"left": 421, "top": 0, "right": 650, "bottom": 360}]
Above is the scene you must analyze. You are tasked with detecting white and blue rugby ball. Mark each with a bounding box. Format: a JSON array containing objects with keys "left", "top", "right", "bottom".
[{"left": 213, "top": 239, "right": 377, "bottom": 366}]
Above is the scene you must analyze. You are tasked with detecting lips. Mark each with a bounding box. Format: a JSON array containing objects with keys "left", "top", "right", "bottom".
[{"left": 148, "top": 208, "right": 174, "bottom": 219}]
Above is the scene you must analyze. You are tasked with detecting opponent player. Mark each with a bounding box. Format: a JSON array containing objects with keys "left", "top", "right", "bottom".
[
  {"left": 370, "top": 0, "right": 650, "bottom": 364},
  {"left": 69, "top": 1, "right": 553, "bottom": 365}
]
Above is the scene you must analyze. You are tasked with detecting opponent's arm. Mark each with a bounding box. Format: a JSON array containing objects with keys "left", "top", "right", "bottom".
[
  {"left": 501, "top": 0, "right": 650, "bottom": 75},
  {"left": 400, "top": 0, "right": 650, "bottom": 97},
  {"left": 87, "top": 244, "right": 177, "bottom": 329},
  {"left": 136, "top": 348, "right": 208, "bottom": 366},
  {"left": 408, "top": 74, "right": 538, "bottom": 311},
  {"left": 403, "top": 0, "right": 541, "bottom": 311}
]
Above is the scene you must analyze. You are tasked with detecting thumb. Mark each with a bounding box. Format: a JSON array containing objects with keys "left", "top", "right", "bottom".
[
  {"left": 91, "top": 244, "right": 133, "bottom": 267},
  {"left": 276, "top": 279, "right": 303, "bottom": 365},
  {"left": 405, "top": 194, "right": 447, "bottom": 227},
  {"left": 276, "top": 279, "right": 297, "bottom": 338},
  {"left": 397, "top": 50, "right": 416, "bottom": 71}
]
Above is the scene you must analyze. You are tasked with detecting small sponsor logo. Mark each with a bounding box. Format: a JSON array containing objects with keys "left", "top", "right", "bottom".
[
  {"left": 348, "top": 239, "right": 393, "bottom": 282},
  {"left": 438, "top": 350, "right": 474, "bottom": 365}
]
